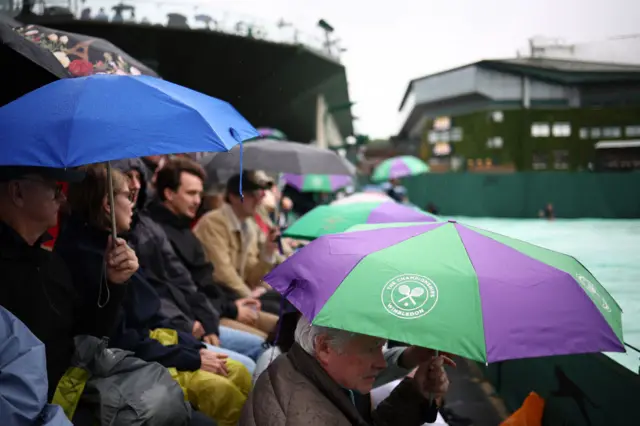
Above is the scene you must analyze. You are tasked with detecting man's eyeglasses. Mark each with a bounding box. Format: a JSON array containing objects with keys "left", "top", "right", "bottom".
[{"left": 20, "top": 178, "right": 64, "bottom": 199}]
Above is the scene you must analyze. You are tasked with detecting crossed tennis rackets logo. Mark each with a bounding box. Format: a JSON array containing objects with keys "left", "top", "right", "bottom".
[{"left": 381, "top": 274, "right": 439, "bottom": 320}]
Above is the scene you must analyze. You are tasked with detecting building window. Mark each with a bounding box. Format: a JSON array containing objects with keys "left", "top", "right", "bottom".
[
  {"left": 590, "top": 128, "right": 601, "bottom": 138},
  {"left": 532, "top": 152, "right": 548, "bottom": 170},
  {"left": 625, "top": 125, "right": 640, "bottom": 137},
  {"left": 579, "top": 128, "right": 589, "bottom": 139},
  {"left": 602, "top": 127, "right": 621, "bottom": 138},
  {"left": 531, "top": 123, "right": 550, "bottom": 137},
  {"left": 552, "top": 123, "right": 571, "bottom": 137},
  {"left": 428, "top": 131, "right": 438, "bottom": 144},
  {"left": 553, "top": 150, "right": 569, "bottom": 170},
  {"left": 486, "top": 137, "right": 503, "bottom": 149}
]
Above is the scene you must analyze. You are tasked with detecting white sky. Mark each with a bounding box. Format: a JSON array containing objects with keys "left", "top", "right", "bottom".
[{"left": 89, "top": 0, "right": 640, "bottom": 139}]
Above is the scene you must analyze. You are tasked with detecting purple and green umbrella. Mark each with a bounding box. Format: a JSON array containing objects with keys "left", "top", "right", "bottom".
[
  {"left": 371, "top": 155, "right": 429, "bottom": 183},
  {"left": 282, "top": 201, "right": 439, "bottom": 240},
  {"left": 283, "top": 173, "right": 353, "bottom": 193},
  {"left": 266, "top": 221, "right": 624, "bottom": 363}
]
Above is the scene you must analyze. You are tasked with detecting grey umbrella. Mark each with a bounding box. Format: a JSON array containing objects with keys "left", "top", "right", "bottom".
[{"left": 199, "top": 140, "right": 355, "bottom": 179}]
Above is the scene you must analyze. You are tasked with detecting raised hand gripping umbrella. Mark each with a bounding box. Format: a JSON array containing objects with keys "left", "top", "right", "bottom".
[
  {"left": 371, "top": 155, "right": 429, "bottom": 183},
  {"left": 283, "top": 201, "right": 438, "bottom": 240},
  {"left": 266, "top": 221, "right": 624, "bottom": 363}
]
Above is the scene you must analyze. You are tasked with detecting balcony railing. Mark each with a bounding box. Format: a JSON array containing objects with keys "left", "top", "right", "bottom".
[{"left": 4, "top": 0, "right": 343, "bottom": 62}]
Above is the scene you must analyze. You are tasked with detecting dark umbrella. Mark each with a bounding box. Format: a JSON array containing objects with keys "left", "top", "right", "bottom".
[
  {"left": 0, "top": 16, "right": 158, "bottom": 106},
  {"left": 0, "top": 16, "right": 68, "bottom": 106},
  {"left": 199, "top": 139, "right": 355, "bottom": 177}
]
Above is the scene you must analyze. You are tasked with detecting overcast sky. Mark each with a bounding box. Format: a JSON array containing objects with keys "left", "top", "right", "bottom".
[{"left": 91, "top": 0, "right": 639, "bottom": 139}]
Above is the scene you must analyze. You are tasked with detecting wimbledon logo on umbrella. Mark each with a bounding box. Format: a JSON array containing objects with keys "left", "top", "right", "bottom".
[
  {"left": 575, "top": 273, "right": 611, "bottom": 312},
  {"left": 381, "top": 274, "right": 438, "bottom": 320}
]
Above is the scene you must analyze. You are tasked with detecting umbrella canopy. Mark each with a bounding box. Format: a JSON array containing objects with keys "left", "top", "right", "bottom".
[
  {"left": 0, "top": 18, "right": 158, "bottom": 107},
  {"left": 283, "top": 201, "right": 438, "bottom": 240},
  {"left": 371, "top": 155, "right": 429, "bottom": 182},
  {"left": 331, "top": 192, "right": 394, "bottom": 205},
  {"left": 200, "top": 140, "right": 354, "bottom": 176},
  {"left": 0, "top": 74, "right": 258, "bottom": 167},
  {"left": 13, "top": 23, "right": 158, "bottom": 77},
  {"left": 283, "top": 173, "right": 352, "bottom": 193},
  {"left": 266, "top": 221, "right": 624, "bottom": 363}
]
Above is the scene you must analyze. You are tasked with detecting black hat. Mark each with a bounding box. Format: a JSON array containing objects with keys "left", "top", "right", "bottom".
[
  {"left": 226, "top": 171, "right": 270, "bottom": 197},
  {"left": 0, "top": 166, "right": 85, "bottom": 183}
]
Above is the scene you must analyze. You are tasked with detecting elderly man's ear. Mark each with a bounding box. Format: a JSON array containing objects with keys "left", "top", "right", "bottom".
[{"left": 314, "top": 335, "right": 333, "bottom": 365}]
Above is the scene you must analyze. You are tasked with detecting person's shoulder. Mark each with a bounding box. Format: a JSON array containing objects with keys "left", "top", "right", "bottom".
[{"left": 194, "top": 208, "right": 227, "bottom": 231}]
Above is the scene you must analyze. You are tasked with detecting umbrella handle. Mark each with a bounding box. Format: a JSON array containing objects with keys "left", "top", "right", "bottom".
[
  {"left": 428, "top": 349, "right": 439, "bottom": 405},
  {"left": 106, "top": 162, "right": 118, "bottom": 244}
]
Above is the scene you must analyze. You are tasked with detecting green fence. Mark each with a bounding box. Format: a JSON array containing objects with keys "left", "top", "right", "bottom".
[
  {"left": 479, "top": 352, "right": 640, "bottom": 426},
  {"left": 403, "top": 172, "right": 640, "bottom": 218}
]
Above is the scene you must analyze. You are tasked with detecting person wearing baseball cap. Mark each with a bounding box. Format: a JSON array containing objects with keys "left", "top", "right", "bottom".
[{"left": 193, "top": 171, "right": 283, "bottom": 329}]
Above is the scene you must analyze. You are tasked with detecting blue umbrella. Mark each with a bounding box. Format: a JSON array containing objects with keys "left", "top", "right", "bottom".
[
  {"left": 0, "top": 74, "right": 258, "bottom": 167},
  {"left": 0, "top": 74, "right": 258, "bottom": 239}
]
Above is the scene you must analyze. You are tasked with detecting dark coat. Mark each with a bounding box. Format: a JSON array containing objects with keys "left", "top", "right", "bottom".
[
  {"left": 0, "top": 221, "right": 125, "bottom": 400},
  {"left": 55, "top": 216, "right": 203, "bottom": 372},
  {"left": 241, "top": 343, "right": 438, "bottom": 426},
  {"left": 112, "top": 158, "right": 221, "bottom": 336},
  {"left": 146, "top": 201, "right": 239, "bottom": 320}
]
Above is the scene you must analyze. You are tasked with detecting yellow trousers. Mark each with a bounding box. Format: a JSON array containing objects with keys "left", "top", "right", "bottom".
[{"left": 150, "top": 329, "right": 252, "bottom": 426}]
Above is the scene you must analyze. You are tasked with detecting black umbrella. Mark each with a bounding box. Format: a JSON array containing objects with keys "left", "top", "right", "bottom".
[
  {"left": 199, "top": 139, "right": 356, "bottom": 178},
  {"left": 0, "top": 16, "right": 68, "bottom": 106},
  {"left": 0, "top": 16, "right": 158, "bottom": 106}
]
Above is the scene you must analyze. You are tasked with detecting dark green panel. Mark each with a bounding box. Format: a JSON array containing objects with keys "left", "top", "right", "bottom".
[{"left": 404, "top": 172, "right": 640, "bottom": 218}]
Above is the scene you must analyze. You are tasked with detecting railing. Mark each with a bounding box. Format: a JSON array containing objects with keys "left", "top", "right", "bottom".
[{"left": 5, "top": 0, "right": 343, "bottom": 62}]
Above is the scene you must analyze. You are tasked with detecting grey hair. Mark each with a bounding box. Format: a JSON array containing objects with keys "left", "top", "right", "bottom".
[{"left": 294, "top": 315, "right": 358, "bottom": 355}]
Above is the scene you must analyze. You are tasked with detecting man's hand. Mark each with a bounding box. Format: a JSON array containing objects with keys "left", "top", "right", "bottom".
[
  {"left": 400, "top": 346, "right": 455, "bottom": 370},
  {"left": 263, "top": 228, "right": 280, "bottom": 256},
  {"left": 235, "top": 298, "right": 260, "bottom": 325},
  {"left": 250, "top": 287, "right": 267, "bottom": 298},
  {"left": 106, "top": 236, "right": 138, "bottom": 284},
  {"left": 408, "top": 355, "right": 456, "bottom": 400},
  {"left": 199, "top": 349, "right": 228, "bottom": 376},
  {"left": 203, "top": 334, "right": 220, "bottom": 346},
  {"left": 191, "top": 321, "right": 205, "bottom": 339}
]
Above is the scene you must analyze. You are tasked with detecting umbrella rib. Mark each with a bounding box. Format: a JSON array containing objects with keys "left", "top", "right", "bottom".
[
  {"left": 447, "top": 224, "right": 490, "bottom": 362},
  {"left": 65, "top": 77, "right": 92, "bottom": 167},
  {"left": 129, "top": 77, "right": 231, "bottom": 154}
]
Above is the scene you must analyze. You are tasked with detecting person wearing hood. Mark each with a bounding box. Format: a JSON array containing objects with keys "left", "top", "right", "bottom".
[
  {"left": 112, "top": 158, "right": 265, "bottom": 366},
  {"left": 0, "top": 305, "right": 71, "bottom": 426},
  {"left": 55, "top": 163, "right": 252, "bottom": 426}
]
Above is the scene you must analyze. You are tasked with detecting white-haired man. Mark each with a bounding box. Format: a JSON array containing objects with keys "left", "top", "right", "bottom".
[{"left": 240, "top": 316, "right": 453, "bottom": 426}]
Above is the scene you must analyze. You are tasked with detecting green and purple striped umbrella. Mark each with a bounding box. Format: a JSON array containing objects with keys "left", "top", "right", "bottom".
[
  {"left": 265, "top": 221, "right": 624, "bottom": 363},
  {"left": 283, "top": 173, "right": 352, "bottom": 193},
  {"left": 371, "top": 155, "right": 429, "bottom": 183},
  {"left": 282, "top": 201, "right": 439, "bottom": 240}
]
